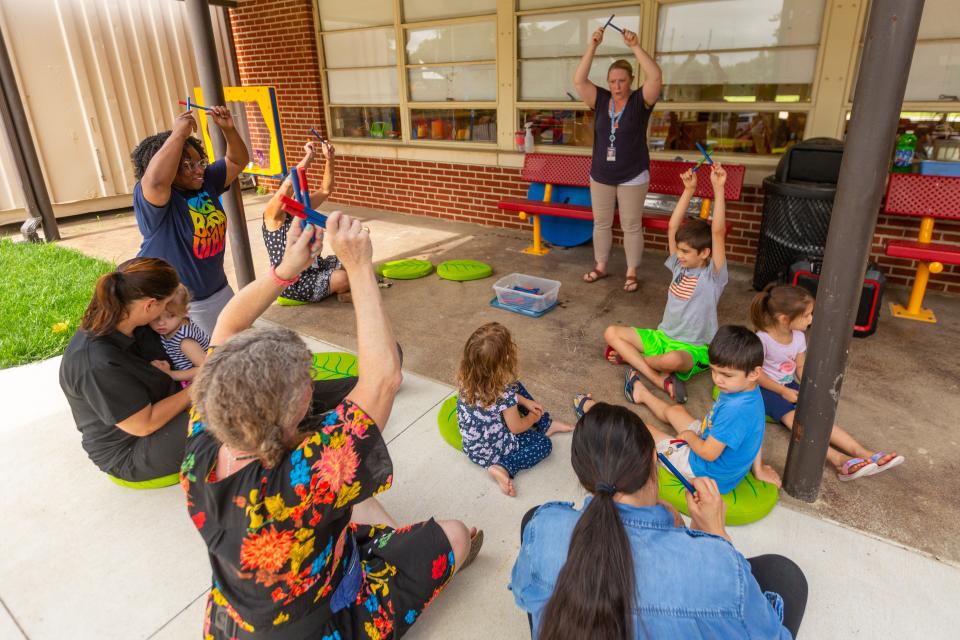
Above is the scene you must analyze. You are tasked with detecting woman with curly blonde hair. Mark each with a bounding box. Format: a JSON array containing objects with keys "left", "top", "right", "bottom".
[
  {"left": 182, "top": 212, "right": 481, "bottom": 640},
  {"left": 455, "top": 322, "right": 573, "bottom": 497}
]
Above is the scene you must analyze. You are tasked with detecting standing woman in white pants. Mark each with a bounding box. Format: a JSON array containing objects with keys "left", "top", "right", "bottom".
[{"left": 574, "top": 26, "right": 662, "bottom": 292}]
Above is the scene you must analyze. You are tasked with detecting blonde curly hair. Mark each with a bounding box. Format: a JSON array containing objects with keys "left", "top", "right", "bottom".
[
  {"left": 456, "top": 322, "right": 518, "bottom": 407},
  {"left": 191, "top": 326, "right": 313, "bottom": 467}
]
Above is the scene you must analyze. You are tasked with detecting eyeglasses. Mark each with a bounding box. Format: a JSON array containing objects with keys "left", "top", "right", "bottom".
[{"left": 180, "top": 158, "right": 209, "bottom": 173}]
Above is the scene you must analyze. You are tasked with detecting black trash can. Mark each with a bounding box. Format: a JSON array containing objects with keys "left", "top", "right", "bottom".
[{"left": 752, "top": 138, "right": 844, "bottom": 290}]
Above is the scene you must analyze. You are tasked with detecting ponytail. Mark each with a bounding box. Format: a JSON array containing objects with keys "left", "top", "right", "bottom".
[
  {"left": 749, "top": 288, "right": 773, "bottom": 331},
  {"left": 538, "top": 404, "right": 654, "bottom": 640},
  {"left": 81, "top": 258, "right": 179, "bottom": 336},
  {"left": 750, "top": 284, "right": 814, "bottom": 331}
]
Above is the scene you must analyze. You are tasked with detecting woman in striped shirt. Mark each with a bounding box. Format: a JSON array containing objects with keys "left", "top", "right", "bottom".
[{"left": 149, "top": 283, "right": 210, "bottom": 383}]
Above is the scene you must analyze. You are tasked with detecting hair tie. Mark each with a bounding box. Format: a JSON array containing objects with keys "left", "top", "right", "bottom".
[{"left": 596, "top": 482, "right": 617, "bottom": 496}]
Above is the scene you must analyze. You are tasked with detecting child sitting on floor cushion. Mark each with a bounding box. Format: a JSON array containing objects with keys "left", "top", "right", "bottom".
[
  {"left": 456, "top": 322, "right": 573, "bottom": 497},
  {"left": 623, "top": 324, "right": 781, "bottom": 490}
]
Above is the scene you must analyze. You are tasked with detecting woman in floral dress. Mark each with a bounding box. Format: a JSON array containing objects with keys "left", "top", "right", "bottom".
[{"left": 182, "top": 212, "right": 482, "bottom": 639}]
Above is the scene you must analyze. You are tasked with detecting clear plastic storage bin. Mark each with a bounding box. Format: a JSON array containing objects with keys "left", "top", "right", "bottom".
[{"left": 493, "top": 273, "right": 561, "bottom": 312}]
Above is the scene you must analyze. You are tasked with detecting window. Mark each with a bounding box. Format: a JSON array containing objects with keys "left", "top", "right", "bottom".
[
  {"left": 651, "top": 110, "right": 807, "bottom": 155},
  {"left": 895, "top": 0, "right": 958, "bottom": 102},
  {"left": 403, "top": 5, "right": 498, "bottom": 145},
  {"left": 843, "top": 112, "right": 960, "bottom": 163},
  {"left": 656, "top": 0, "right": 825, "bottom": 103},
  {"left": 320, "top": 4, "right": 401, "bottom": 140},
  {"left": 517, "top": 7, "right": 642, "bottom": 102},
  {"left": 518, "top": 109, "right": 596, "bottom": 147},
  {"left": 852, "top": 0, "right": 960, "bottom": 103}
]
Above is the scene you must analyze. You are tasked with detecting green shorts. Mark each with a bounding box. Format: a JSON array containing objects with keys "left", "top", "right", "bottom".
[{"left": 633, "top": 328, "right": 710, "bottom": 381}]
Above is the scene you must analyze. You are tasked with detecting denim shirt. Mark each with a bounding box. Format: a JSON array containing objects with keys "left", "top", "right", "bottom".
[{"left": 510, "top": 500, "right": 790, "bottom": 639}]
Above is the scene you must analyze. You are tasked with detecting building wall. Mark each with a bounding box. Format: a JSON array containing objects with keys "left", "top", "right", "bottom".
[{"left": 229, "top": 0, "right": 960, "bottom": 295}]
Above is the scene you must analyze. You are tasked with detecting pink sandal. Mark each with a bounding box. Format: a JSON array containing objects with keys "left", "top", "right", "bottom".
[{"left": 837, "top": 457, "right": 877, "bottom": 481}]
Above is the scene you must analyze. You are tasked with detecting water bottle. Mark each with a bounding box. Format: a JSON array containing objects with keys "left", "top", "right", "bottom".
[{"left": 892, "top": 130, "right": 917, "bottom": 173}]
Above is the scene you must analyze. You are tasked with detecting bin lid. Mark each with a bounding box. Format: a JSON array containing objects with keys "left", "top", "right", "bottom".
[{"left": 776, "top": 137, "right": 844, "bottom": 185}]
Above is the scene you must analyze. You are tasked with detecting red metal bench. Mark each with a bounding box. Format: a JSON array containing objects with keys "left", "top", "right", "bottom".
[
  {"left": 498, "top": 153, "right": 745, "bottom": 255},
  {"left": 882, "top": 173, "right": 960, "bottom": 323}
]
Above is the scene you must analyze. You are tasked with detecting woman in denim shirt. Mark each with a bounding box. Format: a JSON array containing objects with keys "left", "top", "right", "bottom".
[{"left": 510, "top": 402, "right": 807, "bottom": 639}]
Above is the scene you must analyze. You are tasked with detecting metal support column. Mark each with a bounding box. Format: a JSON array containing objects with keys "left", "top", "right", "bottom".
[
  {"left": 184, "top": 0, "right": 255, "bottom": 287},
  {"left": 0, "top": 25, "right": 60, "bottom": 241},
  {"left": 783, "top": 0, "right": 925, "bottom": 501}
]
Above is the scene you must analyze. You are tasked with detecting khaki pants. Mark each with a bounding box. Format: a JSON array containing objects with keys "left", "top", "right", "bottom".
[{"left": 589, "top": 178, "right": 648, "bottom": 269}]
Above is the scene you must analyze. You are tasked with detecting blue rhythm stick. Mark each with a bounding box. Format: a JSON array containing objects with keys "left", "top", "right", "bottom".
[
  {"left": 309, "top": 128, "right": 326, "bottom": 143},
  {"left": 692, "top": 142, "right": 714, "bottom": 173},
  {"left": 603, "top": 14, "right": 624, "bottom": 34},
  {"left": 658, "top": 452, "right": 697, "bottom": 494},
  {"left": 179, "top": 98, "right": 212, "bottom": 113}
]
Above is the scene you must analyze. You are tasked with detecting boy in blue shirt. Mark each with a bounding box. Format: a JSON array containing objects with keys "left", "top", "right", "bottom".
[
  {"left": 604, "top": 165, "right": 728, "bottom": 405},
  {"left": 626, "top": 325, "right": 781, "bottom": 490}
]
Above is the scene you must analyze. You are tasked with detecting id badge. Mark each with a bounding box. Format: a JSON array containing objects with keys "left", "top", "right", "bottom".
[{"left": 606, "top": 146, "right": 616, "bottom": 162}]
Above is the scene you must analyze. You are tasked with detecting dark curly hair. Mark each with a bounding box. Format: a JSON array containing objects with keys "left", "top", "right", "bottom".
[{"left": 130, "top": 131, "right": 205, "bottom": 181}]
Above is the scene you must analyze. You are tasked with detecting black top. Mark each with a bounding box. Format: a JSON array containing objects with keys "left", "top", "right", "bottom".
[
  {"left": 590, "top": 87, "right": 655, "bottom": 185},
  {"left": 59, "top": 326, "right": 179, "bottom": 474}
]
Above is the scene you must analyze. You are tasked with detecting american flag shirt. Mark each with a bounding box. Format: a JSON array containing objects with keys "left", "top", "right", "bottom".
[{"left": 657, "top": 254, "right": 729, "bottom": 346}]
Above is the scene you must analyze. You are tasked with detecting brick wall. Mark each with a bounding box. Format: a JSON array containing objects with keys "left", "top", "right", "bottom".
[
  {"left": 229, "top": 0, "right": 960, "bottom": 295},
  {"left": 230, "top": 0, "right": 325, "bottom": 190}
]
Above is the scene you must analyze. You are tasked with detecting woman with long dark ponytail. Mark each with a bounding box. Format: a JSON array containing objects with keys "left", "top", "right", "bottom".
[
  {"left": 511, "top": 400, "right": 808, "bottom": 639},
  {"left": 60, "top": 257, "right": 193, "bottom": 484}
]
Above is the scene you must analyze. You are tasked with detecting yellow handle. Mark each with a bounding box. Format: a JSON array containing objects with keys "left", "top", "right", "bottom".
[
  {"left": 518, "top": 211, "right": 527, "bottom": 221},
  {"left": 930, "top": 262, "right": 944, "bottom": 274}
]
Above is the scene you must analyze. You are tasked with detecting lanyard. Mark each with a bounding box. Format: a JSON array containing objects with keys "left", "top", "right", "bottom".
[{"left": 608, "top": 97, "right": 625, "bottom": 147}]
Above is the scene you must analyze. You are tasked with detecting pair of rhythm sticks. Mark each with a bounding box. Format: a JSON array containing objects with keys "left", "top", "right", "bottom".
[{"left": 178, "top": 98, "right": 327, "bottom": 227}]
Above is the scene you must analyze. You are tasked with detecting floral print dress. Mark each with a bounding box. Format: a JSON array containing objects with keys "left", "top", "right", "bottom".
[{"left": 182, "top": 399, "right": 455, "bottom": 640}]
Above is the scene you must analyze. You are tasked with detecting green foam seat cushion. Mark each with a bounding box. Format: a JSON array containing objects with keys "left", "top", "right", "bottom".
[
  {"left": 376, "top": 259, "right": 433, "bottom": 280},
  {"left": 436, "top": 260, "right": 493, "bottom": 281},
  {"left": 276, "top": 296, "right": 308, "bottom": 306},
  {"left": 657, "top": 466, "right": 779, "bottom": 525},
  {"left": 108, "top": 472, "right": 180, "bottom": 489},
  {"left": 311, "top": 352, "right": 358, "bottom": 380},
  {"left": 437, "top": 395, "right": 463, "bottom": 450}
]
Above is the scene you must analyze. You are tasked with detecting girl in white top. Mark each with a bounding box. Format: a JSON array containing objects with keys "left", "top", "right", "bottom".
[{"left": 750, "top": 285, "right": 904, "bottom": 481}]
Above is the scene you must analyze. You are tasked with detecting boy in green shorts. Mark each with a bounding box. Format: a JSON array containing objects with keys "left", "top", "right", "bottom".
[{"left": 603, "top": 164, "right": 728, "bottom": 404}]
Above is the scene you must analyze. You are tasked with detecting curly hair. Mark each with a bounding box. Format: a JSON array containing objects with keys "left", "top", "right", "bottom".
[
  {"left": 191, "top": 326, "right": 313, "bottom": 468},
  {"left": 456, "top": 322, "right": 519, "bottom": 407},
  {"left": 130, "top": 131, "right": 205, "bottom": 181}
]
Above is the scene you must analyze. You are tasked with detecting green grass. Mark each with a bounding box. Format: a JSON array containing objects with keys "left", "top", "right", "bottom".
[{"left": 0, "top": 239, "right": 113, "bottom": 368}]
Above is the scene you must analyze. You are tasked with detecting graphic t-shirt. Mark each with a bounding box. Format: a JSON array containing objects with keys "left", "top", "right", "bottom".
[
  {"left": 658, "top": 254, "right": 728, "bottom": 346},
  {"left": 757, "top": 330, "right": 806, "bottom": 384},
  {"left": 134, "top": 159, "right": 229, "bottom": 300},
  {"left": 688, "top": 387, "right": 765, "bottom": 493}
]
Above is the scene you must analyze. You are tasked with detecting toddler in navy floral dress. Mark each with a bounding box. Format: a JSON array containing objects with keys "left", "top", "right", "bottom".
[
  {"left": 456, "top": 322, "right": 573, "bottom": 497},
  {"left": 149, "top": 283, "right": 209, "bottom": 383}
]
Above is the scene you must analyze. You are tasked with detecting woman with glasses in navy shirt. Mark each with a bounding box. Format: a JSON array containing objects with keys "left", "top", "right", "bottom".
[{"left": 130, "top": 107, "right": 249, "bottom": 336}]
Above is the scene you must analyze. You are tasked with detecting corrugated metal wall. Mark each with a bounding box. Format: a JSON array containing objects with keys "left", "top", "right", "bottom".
[{"left": 0, "top": 0, "right": 232, "bottom": 223}]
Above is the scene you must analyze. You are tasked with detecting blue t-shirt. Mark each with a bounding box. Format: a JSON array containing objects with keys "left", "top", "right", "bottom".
[
  {"left": 133, "top": 159, "right": 229, "bottom": 301},
  {"left": 689, "top": 386, "right": 765, "bottom": 493}
]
